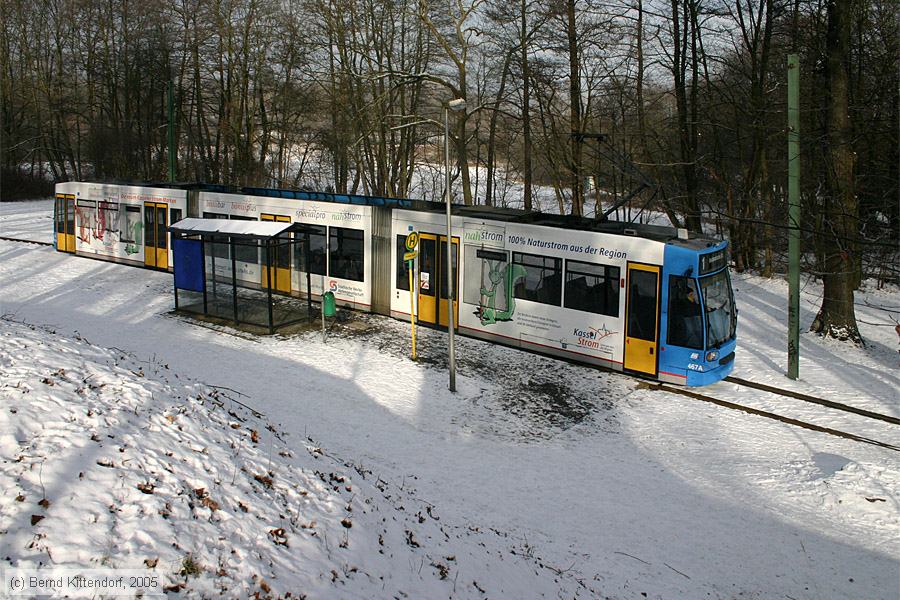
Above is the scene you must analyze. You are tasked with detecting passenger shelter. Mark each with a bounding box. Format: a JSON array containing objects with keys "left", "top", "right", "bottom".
[{"left": 169, "top": 218, "right": 320, "bottom": 334}]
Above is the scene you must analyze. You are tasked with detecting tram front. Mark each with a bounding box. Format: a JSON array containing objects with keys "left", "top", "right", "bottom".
[{"left": 660, "top": 241, "right": 737, "bottom": 386}]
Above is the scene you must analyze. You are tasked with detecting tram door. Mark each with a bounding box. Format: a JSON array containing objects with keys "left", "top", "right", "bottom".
[
  {"left": 624, "top": 263, "right": 661, "bottom": 376},
  {"left": 416, "top": 233, "right": 459, "bottom": 328},
  {"left": 54, "top": 194, "right": 76, "bottom": 253},
  {"left": 144, "top": 202, "right": 168, "bottom": 269},
  {"left": 260, "top": 214, "right": 291, "bottom": 293}
]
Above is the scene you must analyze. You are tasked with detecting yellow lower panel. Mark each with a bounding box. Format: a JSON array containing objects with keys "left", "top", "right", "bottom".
[
  {"left": 625, "top": 338, "right": 657, "bottom": 374},
  {"left": 275, "top": 267, "right": 290, "bottom": 293},
  {"left": 418, "top": 295, "right": 436, "bottom": 325},
  {"left": 437, "top": 299, "right": 458, "bottom": 329}
]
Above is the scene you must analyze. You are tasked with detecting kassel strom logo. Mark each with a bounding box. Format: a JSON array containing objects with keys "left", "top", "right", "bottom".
[{"left": 573, "top": 324, "right": 616, "bottom": 349}]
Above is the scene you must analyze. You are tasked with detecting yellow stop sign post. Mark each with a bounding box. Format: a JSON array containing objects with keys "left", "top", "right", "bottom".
[{"left": 405, "top": 234, "right": 419, "bottom": 360}]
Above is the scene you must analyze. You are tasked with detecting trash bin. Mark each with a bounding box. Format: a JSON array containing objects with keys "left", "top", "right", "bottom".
[{"left": 323, "top": 291, "right": 336, "bottom": 317}]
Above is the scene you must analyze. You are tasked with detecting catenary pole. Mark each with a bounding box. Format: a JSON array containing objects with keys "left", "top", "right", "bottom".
[
  {"left": 787, "top": 54, "right": 801, "bottom": 380},
  {"left": 444, "top": 104, "right": 456, "bottom": 392},
  {"left": 167, "top": 80, "right": 176, "bottom": 182}
]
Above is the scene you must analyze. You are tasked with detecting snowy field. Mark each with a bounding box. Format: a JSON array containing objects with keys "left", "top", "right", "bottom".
[{"left": 1, "top": 199, "right": 898, "bottom": 599}]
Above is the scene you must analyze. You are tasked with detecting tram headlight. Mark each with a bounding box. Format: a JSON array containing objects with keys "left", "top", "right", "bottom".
[{"left": 706, "top": 351, "right": 718, "bottom": 362}]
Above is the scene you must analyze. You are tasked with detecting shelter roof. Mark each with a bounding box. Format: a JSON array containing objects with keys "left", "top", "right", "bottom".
[{"left": 170, "top": 218, "right": 292, "bottom": 239}]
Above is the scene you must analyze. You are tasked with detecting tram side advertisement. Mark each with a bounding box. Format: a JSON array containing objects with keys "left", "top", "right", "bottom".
[{"left": 457, "top": 223, "right": 663, "bottom": 368}]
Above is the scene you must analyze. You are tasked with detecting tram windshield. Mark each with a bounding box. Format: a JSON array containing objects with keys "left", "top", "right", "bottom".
[{"left": 700, "top": 270, "right": 736, "bottom": 349}]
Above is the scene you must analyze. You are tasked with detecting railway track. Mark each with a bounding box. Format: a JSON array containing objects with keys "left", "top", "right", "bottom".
[
  {"left": 645, "top": 381, "right": 900, "bottom": 452},
  {"left": 725, "top": 375, "right": 900, "bottom": 425},
  {"left": 0, "top": 236, "right": 53, "bottom": 247},
  {"left": 5, "top": 232, "right": 896, "bottom": 452}
]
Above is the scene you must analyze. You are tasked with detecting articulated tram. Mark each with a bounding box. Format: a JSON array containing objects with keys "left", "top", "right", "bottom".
[{"left": 53, "top": 181, "right": 737, "bottom": 386}]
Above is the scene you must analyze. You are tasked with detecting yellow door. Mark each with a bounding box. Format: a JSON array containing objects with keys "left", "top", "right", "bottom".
[
  {"left": 143, "top": 203, "right": 168, "bottom": 269},
  {"left": 416, "top": 233, "right": 459, "bottom": 329},
  {"left": 55, "top": 195, "right": 76, "bottom": 253},
  {"left": 437, "top": 235, "right": 459, "bottom": 329},
  {"left": 624, "top": 263, "right": 661, "bottom": 375},
  {"left": 261, "top": 214, "right": 291, "bottom": 293},
  {"left": 143, "top": 203, "right": 156, "bottom": 268},
  {"left": 155, "top": 204, "right": 168, "bottom": 268},
  {"left": 54, "top": 195, "right": 64, "bottom": 250},
  {"left": 417, "top": 233, "right": 438, "bottom": 325}
]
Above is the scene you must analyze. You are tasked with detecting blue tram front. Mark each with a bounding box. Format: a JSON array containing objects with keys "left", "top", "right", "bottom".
[{"left": 659, "top": 242, "right": 737, "bottom": 385}]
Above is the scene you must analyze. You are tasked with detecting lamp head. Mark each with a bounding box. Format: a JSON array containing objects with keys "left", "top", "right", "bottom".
[{"left": 447, "top": 98, "right": 467, "bottom": 112}]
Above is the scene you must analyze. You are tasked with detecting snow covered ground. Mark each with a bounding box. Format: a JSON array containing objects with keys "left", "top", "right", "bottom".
[{"left": 1, "top": 199, "right": 898, "bottom": 599}]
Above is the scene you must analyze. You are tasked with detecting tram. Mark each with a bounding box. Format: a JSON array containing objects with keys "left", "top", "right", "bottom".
[{"left": 53, "top": 181, "right": 736, "bottom": 386}]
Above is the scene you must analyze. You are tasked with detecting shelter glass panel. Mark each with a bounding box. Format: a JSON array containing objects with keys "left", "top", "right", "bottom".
[
  {"left": 273, "top": 235, "right": 291, "bottom": 270},
  {"left": 230, "top": 216, "right": 259, "bottom": 264},
  {"left": 203, "top": 212, "right": 229, "bottom": 260},
  {"left": 294, "top": 225, "right": 326, "bottom": 275}
]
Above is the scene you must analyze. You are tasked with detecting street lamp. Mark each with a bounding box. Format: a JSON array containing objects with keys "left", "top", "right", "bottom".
[{"left": 444, "top": 98, "right": 465, "bottom": 392}]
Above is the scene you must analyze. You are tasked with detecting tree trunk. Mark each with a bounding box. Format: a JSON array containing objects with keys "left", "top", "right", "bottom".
[
  {"left": 566, "top": 0, "right": 583, "bottom": 216},
  {"left": 521, "top": 0, "right": 533, "bottom": 211},
  {"left": 486, "top": 51, "right": 512, "bottom": 207},
  {"left": 810, "top": 0, "right": 862, "bottom": 344}
]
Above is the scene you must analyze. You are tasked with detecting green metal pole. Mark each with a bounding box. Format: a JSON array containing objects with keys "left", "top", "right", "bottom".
[
  {"left": 167, "top": 80, "right": 176, "bottom": 182},
  {"left": 787, "top": 54, "right": 800, "bottom": 380}
]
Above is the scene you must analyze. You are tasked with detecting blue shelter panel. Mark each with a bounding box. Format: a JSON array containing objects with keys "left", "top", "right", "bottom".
[{"left": 173, "top": 238, "right": 205, "bottom": 292}]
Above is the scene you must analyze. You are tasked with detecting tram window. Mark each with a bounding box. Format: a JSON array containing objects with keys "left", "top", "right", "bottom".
[
  {"left": 294, "top": 225, "right": 326, "bottom": 275},
  {"left": 76, "top": 200, "right": 96, "bottom": 225},
  {"left": 397, "top": 235, "right": 412, "bottom": 291},
  {"left": 418, "top": 237, "right": 436, "bottom": 297},
  {"left": 464, "top": 247, "right": 509, "bottom": 307},
  {"left": 627, "top": 269, "right": 658, "bottom": 342},
  {"left": 564, "top": 260, "right": 620, "bottom": 316},
  {"left": 230, "top": 215, "right": 258, "bottom": 264},
  {"left": 511, "top": 252, "right": 561, "bottom": 305},
  {"left": 66, "top": 199, "right": 75, "bottom": 231},
  {"left": 666, "top": 276, "right": 703, "bottom": 348},
  {"left": 99, "top": 202, "right": 118, "bottom": 235},
  {"left": 203, "top": 212, "right": 229, "bottom": 260},
  {"left": 155, "top": 205, "right": 167, "bottom": 250},
  {"left": 144, "top": 206, "right": 154, "bottom": 245},
  {"left": 170, "top": 208, "right": 182, "bottom": 227},
  {"left": 55, "top": 197, "right": 65, "bottom": 234},
  {"left": 77, "top": 200, "right": 96, "bottom": 238},
  {"left": 329, "top": 227, "right": 364, "bottom": 281},
  {"left": 119, "top": 206, "right": 141, "bottom": 243}
]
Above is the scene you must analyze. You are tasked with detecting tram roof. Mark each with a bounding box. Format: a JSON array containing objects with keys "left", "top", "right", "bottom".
[{"left": 102, "top": 180, "right": 722, "bottom": 248}]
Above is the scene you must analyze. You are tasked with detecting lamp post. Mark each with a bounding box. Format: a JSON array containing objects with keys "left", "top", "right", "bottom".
[
  {"left": 444, "top": 98, "right": 466, "bottom": 392},
  {"left": 388, "top": 99, "right": 466, "bottom": 392}
]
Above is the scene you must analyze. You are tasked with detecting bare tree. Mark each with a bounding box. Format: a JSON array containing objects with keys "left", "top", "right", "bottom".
[{"left": 810, "top": 0, "right": 862, "bottom": 342}]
